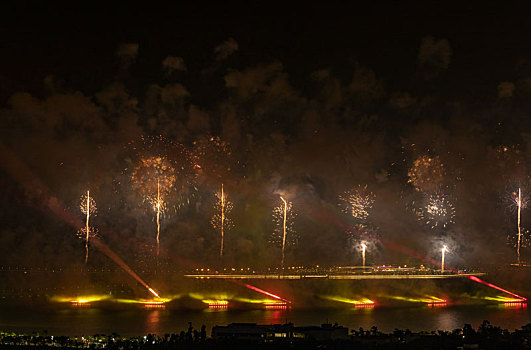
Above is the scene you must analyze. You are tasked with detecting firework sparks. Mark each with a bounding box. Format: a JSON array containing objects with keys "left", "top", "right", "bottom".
[
  {"left": 78, "top": 190, "right": 97, "bottom": 264},
  {"left": 211, "top": 184, "right": 233, "bottom": 258},
  {"left": 339, "top": 185, "right": 375, "bottom": 222},
  {"left": 192, "top": 136, "right": 233, "bottom": 181},
  {"left": 271, "top": 196, "right": 297, "bottom": 268},
  {"left": 417, "top": 191, "right": 455, "bottom": 229},
  {"left": 408, "top": 155, "right": 445, "bottom": 192}
]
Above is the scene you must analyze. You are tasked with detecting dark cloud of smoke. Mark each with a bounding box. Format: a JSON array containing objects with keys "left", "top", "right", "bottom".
[
  {"left": 115, "top": 43, "right": 139, "bottom": 72},
  {"left": 417, "top": 36, "right": 452, "bottom": 79},
  {"left": 214, "top": 37, "right": 238, "bottom": 61},
  {"left": 162, "top": 56, "right": 186, "bottom": 74}
]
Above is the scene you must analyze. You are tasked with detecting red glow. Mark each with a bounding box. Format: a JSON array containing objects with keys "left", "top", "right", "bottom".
[{"left": 468, "top": 276, "right": 527, "bottom": 301}]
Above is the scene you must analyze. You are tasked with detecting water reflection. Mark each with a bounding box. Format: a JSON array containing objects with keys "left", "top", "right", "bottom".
[
  {"left": 145, "top": 310, "right": 161, "bottom": 334},
  {"left": 1, "top": 305, "right": 529, "bottom": 336}
]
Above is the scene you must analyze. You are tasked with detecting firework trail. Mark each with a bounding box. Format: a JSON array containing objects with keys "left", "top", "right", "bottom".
[
  {"left": 211, "top": 184, "right": 233, "bottom": 258},
  {"left": 416, "top": 190, "right": 455, "bottom": 229},
  {"left": 156, "top": 180, "right": 161, "bottom": 255},
  {"left": 220, "top": 185, "right": 225, "bottom": 257},
  {"left": 271, "top": 196, "right": 296, "bottom": 268},
  {"left": 280, "top": 197, "right": 287, "bottom": 267},
  {"left": 79, "top": 190, "right": 97, "bottom": 264},
  {"left": 505, "top": 187, "right": 530, "bottom": 263},
  {"left": 441, "top": 245, "right": 448, "bottom": 273},
  {"left": 361, "top": 243, "right": 367, "bottom": 268},
  {"left": 515, "top": 188, "right": 524, "bottom": 264},
  {"left": 408, "top": 155, "right": 445, "bottom": 192}
]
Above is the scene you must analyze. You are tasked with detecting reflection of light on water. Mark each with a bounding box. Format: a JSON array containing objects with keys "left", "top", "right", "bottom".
[
  {"left": 261, "top": 309, "right": 291, "bottom": 324},
  {"left": 146, "top": 310, "right": 161, "bottom": 334},
  {"left": 432, "top": 308, "right": 456, "bottom": 331}
]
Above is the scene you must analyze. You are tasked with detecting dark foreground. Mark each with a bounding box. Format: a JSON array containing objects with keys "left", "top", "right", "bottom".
[{"left": 1, "top": 321, "right": 531, "bottom": 350}]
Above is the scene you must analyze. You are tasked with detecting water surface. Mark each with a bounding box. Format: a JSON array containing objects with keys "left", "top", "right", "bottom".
[{"left": 1, "top": 304, "right": 529, "bottom": 336}]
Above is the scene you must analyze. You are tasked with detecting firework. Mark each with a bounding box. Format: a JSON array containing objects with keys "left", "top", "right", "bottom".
[
  {"left": 507, "top": 229, "right": 530, "bottom": 253},
  {"left": 339, "top": 185, "right": 375, "bottom": 223},
  {"left": 131, "top": 156, "right": 176, "bottom": 255},
  {"left": 361, "top": 243, "right": 367, "bottom": 268},
  {"left": 505, "top": 187, "right": 530, "bottom": 263},
  {"left": 408, "top": 155, "right": 445, "bottom": 192},
  {"left": 514, "top": 188, "right": 525, "bottom": 264},
  {"left": 78, "top": 190, "right": 97, "bottom": 264},
  {"left": 271, "top": 196, "right": 297, "bottom": 268},
  {"left": 441, "top": 245, "right": 448, "bottom": 273},
  {"left": 129, "top": 136, "right": 196, "bottom": 255},
  {"left": 416, "top": 191, "right": 455, "bottom": 229},
  {"left": 211, "top": 184, "right": 233, "bottom": 258}
]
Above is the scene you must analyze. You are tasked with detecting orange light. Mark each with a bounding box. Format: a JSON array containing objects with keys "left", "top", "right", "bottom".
[
  {"left": 427, "top": 300, "right": 447, "bottom": 307},
  {"left": 208, "top": 301, "right": 228, "bottom": 309},
  {"left": 354, "top": 301, "right": 375, "bottom": 308},
  {"left": 71, "top": 301, "right": 91, "bottom": 307}
]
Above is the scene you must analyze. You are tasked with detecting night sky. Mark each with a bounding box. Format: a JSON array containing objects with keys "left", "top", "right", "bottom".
[{"left": 1, "top": 1, "right": 531, "bottom": 272}]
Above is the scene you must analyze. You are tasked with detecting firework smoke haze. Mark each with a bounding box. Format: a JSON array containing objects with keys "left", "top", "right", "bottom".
[
  {"left": 408, "top": 155, "right": 445, "bottom": 192},
  {"left": 2, "top": 5, "right": 531, "bottom": 289},
  {"left": 192, "top": 136, "right": 233, "bottom": 185}
]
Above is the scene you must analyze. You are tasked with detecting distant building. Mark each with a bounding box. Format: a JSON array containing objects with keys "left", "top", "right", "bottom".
[{"left": 211, "top": 322, "right": 348, "bottom": 341}]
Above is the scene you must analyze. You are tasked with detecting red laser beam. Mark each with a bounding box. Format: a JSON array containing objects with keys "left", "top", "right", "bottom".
[
  {"left": 0, "top": 143, "right": 160, "bottom": 299},
  {"left": 91, "top": 238, "right": 159, "bottom": 298},
  {"left": 236, "top": 282, "right": 289, "bottom": 303},
  {"left": 468, "top": 276, "right": 526, "bottom": 301}
]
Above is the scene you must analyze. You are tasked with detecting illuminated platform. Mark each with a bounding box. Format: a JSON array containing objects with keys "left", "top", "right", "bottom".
[
  {"left": 71, "top": 301, "right": 91, "bottom": 307},
  {"left": 264, "top": 302, "right": 291, "bottom": 310},
  {"left": 503, "top": 301, "right": 527, "bottom": 309},
  {"left": 426, "top": 300, "right": 447, "bottom": 307},
  {"left": 354, "top": 302, "right": 375, "bottom": 308},
  {"left": 143, "top": 301, "right": 166, "bottom": 309},
  {"left": 206, "top": 301, "right": 229, "bottom": 309},
  {"left": 184, "top": 273, "right": 486, "bottom": 280}
]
